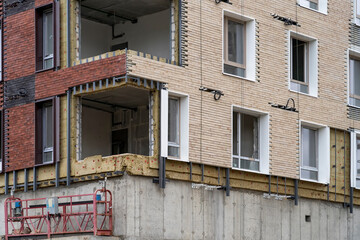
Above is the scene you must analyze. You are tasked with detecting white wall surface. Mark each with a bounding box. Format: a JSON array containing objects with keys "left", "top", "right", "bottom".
[
  {"left": 81, "top": 9, "right": 170, "bottom": 59},
  {"left": 81, "top": 107, "right": 112, "bottom": 159}
]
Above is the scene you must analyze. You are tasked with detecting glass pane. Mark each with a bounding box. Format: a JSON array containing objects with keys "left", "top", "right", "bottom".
[
  {"left": 43, "top": 151, "right": 53, "bottom": 163},
  {"left": 168, "top": 98, "right": 179, "bottom": 144},
  {"left": 240, "top": 159, "right": 259, "bottom": 171},
  {"left": 44, "top": 11, "right": 53, "bottom": 57},
  {"left": 301, "top": 169, "right": 318, "bottom": 181},
  {"left": 309, "top": 2, "right": 318, "bottom": 10},
  {"left": 357, "top": 179, "right": 360, "bottom": 189},
  {"left": 233, "top": 113, "right": 238, "bottom": 155},
  {"left": 290, "top": 81, "right": 309, "bottom": 94},
  {"left": 301, "top": 127, "right": 317, "bottom": 168},
  {"left": 227, "top": 20, "right": 244, "bottom": 64},
  {"left": 350, "top": 59, "right": 360, "bottom": 97},
  {"left": 349, "top": 97, "right": 360, "bottom": 107},
  {"left": 357, "top": 137, "right": 360, "bottom": 177},
  {"left": 240, "top": 114, "right": 259, "bottom": 159},
  {"left": 292, "top": 39, "right": 306, "bottom": 82},
  {"left": 233, "top": 157, "right": 239, "bottom": 168},
  {"left": 44, "top": 58, "right": 53, "bottom": 69},
  {"left": 168, "top": 146, "right": 179, "bottom": 158},
  {"left": 43, "top": 104, "right": 53, "bottom": 148},
  {"left": 357, "top": 0, "right": 360, "bottom": 16},
  {"left": 224, "top": 64, "right": 245, "bottom": 77}
]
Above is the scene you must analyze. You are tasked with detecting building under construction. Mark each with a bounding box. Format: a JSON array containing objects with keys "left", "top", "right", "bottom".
[{"left": 1, "top": 0, "right": 360, "bottom": 239}]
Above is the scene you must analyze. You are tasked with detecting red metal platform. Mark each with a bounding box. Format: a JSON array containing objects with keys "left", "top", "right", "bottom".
[{"left": 4, "top": 187, "right": 113, "bottom": 239}]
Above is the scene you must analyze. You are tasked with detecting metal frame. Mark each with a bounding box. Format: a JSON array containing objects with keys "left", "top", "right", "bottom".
[
  {"left": 224, "top": 16, "right": 246, "bottom": 71},
  {"left": 232, "top": 112, "right": 260, "bottom": 171},
  {"left": 4, "top": 188, "right": 112, "bottom": 239}
]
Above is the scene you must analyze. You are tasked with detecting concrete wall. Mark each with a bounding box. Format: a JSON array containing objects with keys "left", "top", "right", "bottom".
[
  {"left": 1, "top": 174, "right": 359, "bottom": 240},
  {"left": 81, "top": 9, "right": 170, "bottom": 59}
]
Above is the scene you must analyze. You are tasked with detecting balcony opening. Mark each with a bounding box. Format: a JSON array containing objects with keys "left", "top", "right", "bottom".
[
  {"left": 77, "top": 86, "right": 151, "bottom": 160},
  {"left": 78, "top": 0, "right": 172, "bottom": 61}
]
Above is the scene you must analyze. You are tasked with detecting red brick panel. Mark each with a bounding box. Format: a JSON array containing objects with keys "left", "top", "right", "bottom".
[
  {"left": 4, "top": 10, "right": 35, "bottom": 81},
  {"left": 35, "top": 0, "right": 53, "bottom": 8},
  {"left": 35, "top": 54, "right": 127, "bottom": 99},
  {"left": 6, "top": 103, "right": 35, "bottom": 171}
]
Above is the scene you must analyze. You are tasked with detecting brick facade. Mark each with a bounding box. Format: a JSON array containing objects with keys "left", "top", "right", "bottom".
[{"left": 0, "top": 0, "right": 356, "bottom": 188}]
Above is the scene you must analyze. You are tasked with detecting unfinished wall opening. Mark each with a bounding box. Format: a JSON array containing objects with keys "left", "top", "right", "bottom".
[
  {"left": 77, "top": 86, "right": 151, "bottom": 160},
  {"left": 78, "top": 0, "right": 172, "bottom": 60}
]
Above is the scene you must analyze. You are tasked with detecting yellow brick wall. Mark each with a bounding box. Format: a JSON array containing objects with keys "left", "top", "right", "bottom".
[{"left": 128, "top": 0, "right": 354, "bottom": 180}]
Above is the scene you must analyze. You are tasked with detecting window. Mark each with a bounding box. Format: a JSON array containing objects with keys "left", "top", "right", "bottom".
[
  {"left": 35, "top": 97, "right": 60, "bottom": 165},
  {"left": 160, "top": 89, "right": 189, "bottom": 162},
  {"left": 0, "top": 20, "right": 2, "bottom": 81},
  {"left": 301, "top": 127, "right": 318, "bottom": 180},
  {"left": 349, "top": 56, "right": 360, "bottom": 107},
  {"left": 0, "top": 111, "right": 3, "bottom": 172},
  {"left": 224, "top": 17, "right": 246, "bottom": 78},
  {"left": 351, "top": 131, "right": 360, "bottom": 188},
  {"left": 289, "top": 32, "right": 318, "bottom": 97},
  {"left": 232, "top": 112, "right": 259, "bottom": 171},
  {"left": 298, "top": 0, "right": 327, "bottom": 14},
  {"left": 232, "top": 107, "right": 269, "bottom": 174},
  {"left": 223, "top": 11, "right": 256, "bottom": 81},
  {"left": 300, "top": 122, "right": 330, "bottom": 183},
  {"left": 35, "top": 1, "right": 60, "bottom": 71},
  {"left": 291, "top": 38, "right": 309, "bottom": 94},
  {"left": 168, "top": 97, "right": 180, "bottom": 158}
]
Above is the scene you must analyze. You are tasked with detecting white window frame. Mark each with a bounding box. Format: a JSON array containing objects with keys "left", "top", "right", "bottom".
[
  {"left": 222, "top": 10, "right": 256, "bottom": 82},
  {"left": 43, "top": 8, "right": 54, "bottom": 69},
  {"left": 161, "top": 89, "right": 189, "bottom": 162},
  {"left": 231, "top": 106, "right": 269, "bottom": 174},
  {"left": 354, "top": 0, "right": 360, "bottom": 25},
  {"left": 297, "top": 0, "right": 328, "bottom": 14},
  {"left": 288, "top": 31, "right": 318, "bottom": 97},
  {"left": 300, "top": 121, "right": 330, "bottom": 184},
  {"left": 351, "top": 130, "right": 360, "bottom": 189},
  {"left": 348, "top": 49, "right": 360, "bottom": 108},
  {"left": 42, "top": 101, "right": 54, "bottom": 164}
]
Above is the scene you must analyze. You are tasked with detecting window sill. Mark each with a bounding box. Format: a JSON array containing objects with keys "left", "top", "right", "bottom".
[
  {"left": 289, "top": 89, "right": 318, "bottom": 98},
  {"left": 167, "top": 156, "right": 189, "bottom": 163},
  {"left": 222, "top": 72, "right": 255, "bottom": 82},
  {"left": 35, "top": 67, "right": 55, "bottom": 74},
  {"left": 232, "top": 167, "right": 267, "bottom": 175},
  {"left": 35, "top": 161, "right": 55, "bottom": 167},
  {"left": 297, "top": 4, "right": 328, "bottom": 15},
  {"left": 348, "top": 103, "right": 360, "bottom": 109},
  {"left": 300, "top": 177, "right": 328, "bottom": 185}
]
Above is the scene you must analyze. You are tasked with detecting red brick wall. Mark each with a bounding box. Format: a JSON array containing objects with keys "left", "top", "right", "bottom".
[
  {"left": 5, "top": 103, "right": 35, "bottom": 171},
  {"left": 4, "top": 10, "right": 35, "bottom": 81},
  {"left": 35, "top": 0, "right": 53, "bottom": 8},
  {"left": 35, "top": 54, "right": 127, "bottom": 99}
]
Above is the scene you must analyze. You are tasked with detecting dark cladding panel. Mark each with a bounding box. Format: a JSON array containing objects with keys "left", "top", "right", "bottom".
[
  {"left": 4, "top": 0, "right": 34, "bottom": 17},
  {"left": 4, "top": 75, "right": 35, "bottom": 108}
]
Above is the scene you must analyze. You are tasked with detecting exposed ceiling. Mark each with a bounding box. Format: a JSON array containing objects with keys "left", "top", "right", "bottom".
[
  {"left": 81, "top": 0, "right": 170, "bottom": 25},
  {"left": 82, "top": 86, "right": 149, "bottom": 112}
]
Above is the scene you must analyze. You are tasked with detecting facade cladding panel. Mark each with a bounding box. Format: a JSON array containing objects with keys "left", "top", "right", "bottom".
[{"left": 1, "top": 0, "right": 360, "bottom": 233}]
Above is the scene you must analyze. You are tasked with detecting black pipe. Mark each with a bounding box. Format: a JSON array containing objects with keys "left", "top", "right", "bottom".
[
  {"left": 4, "top": 172, "right": 8, "bottom": 194},
  {"left": 66, "top": 90, "right": 71, "bottom": 186},
  {"left": 13, "top": 170, "right": 17, "bottom": 190},
  {"left": 33, "top": 167, "right": 37, "bottom": 192},
  {"left": 295, "top": 179, "right": 299, "bottom": 205},
  {"left": 225, "top": 168, "right": 230, "bottom": 196},
  {"left": 24, "top": 169, "right": 28, "bottom": 192},
  {"left": 350, "top": 187, "right": 354, "bottom": 214}
]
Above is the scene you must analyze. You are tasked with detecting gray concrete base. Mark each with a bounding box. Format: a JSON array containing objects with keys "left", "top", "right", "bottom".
[{"left": 0, "top": 174, "right": 358, "bottom": 240}]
